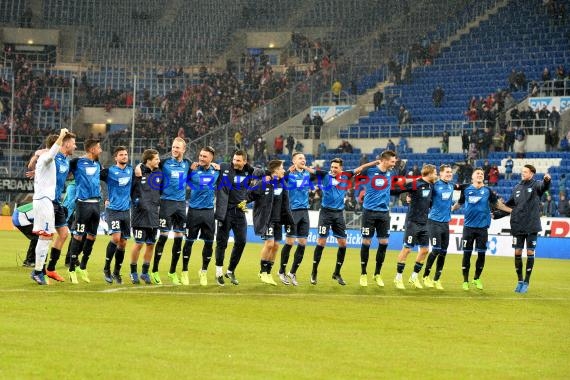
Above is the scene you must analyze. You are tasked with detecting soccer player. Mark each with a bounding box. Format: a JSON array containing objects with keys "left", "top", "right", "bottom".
[
  {"left": 151, "top": 137, "right": 191, "bottom": 285},
  {"left": 63, "top": 178, "right": 78, "bottom": 267},
  {"left": 26, "top": 134, "right": 76, "bottom": 277},
  {"left": 455, "top": 168, "right": 511, "bottom": 290},
  {"left": 67, "top": 139, "right": 103, "bottom": 284},
  {"left": 100, "top": 146, "right": 133, "bottom": 284},
  {"left": 505, "top": 165, "right": 550, "bottom": 293},
  {"left": 171, "top": 146, "right": 219, "bottom": 286},
  {"left": 130, "top": 149, "right": 161, "bottom": 284},
  {"left": 358, "top": 150, "right": 397, "bottom": 287},
  {"left": 13, "top": 203, "right": 38, "bottom": 267},
  {"left": 278, "top": 152, "right": 312, "bottom": 286},
  {"left": 250, "top": 160, "right": 293, "bottom": 285},
  {"left": 307, "top": 158, "right": 378, "bottom": 286},
  {"left": 422, "top": 164, "right": 460, "bottom": 290},
  {"left": 21, "top": 150, "right": 48, "bottom": 267},
  {"left": 393, "top": 164, "right": 438, "bottom": 289},
  {"left": 214, "top": 149, "right": 263, "bottom": 286},
  {"left": 45, "top": 131, "right": 76, "bottom": 282},
  {"left": 30, "top": 128, "right": 70, "bottom": 285}
]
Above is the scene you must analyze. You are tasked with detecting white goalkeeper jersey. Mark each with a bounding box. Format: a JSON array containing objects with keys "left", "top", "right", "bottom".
[{"left": 33, "top": 142, "right": 61, "bottom": 201}]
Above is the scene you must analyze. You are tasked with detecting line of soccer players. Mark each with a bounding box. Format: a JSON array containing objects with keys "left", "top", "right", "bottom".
[{"left": 24, "top": 130, "right": 550, "bottom": 293}]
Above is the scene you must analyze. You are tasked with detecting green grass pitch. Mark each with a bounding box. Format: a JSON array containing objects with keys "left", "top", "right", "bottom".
[{"left": 1, "top": 230, "right": 569, "bottom": 379}]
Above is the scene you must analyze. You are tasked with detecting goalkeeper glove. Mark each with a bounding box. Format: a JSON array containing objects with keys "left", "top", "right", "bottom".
[{"left": 237, "top": 200, "right": 248, "bottom": 213}]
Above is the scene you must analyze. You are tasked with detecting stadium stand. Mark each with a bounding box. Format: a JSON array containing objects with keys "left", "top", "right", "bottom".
[
  {"left": 341, "top": 0, "right": 570, "bottom": 139},
  {"left": 0, "top": 0, "right": 568, "bottom": 215}
]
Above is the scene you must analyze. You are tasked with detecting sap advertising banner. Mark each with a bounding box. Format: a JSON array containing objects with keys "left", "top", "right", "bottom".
[
  {"left": 311, "top": 105, "right": 353, "bottom": 121},
  {"left": 244, "top": 212, "right": 570, "bottom": 259},
  {"left": 528, "top": 96, "right": 570, "bottom": 112}
]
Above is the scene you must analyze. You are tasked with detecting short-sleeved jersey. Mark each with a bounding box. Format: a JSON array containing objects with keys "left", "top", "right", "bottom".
[
  {"left": 318, "top": 170, "right": 352, "bottom": 210},
  {"left": 54, "top": 152, "right": 70, "bottom": 203},
  {"left": 33, "top": 143, "right": 60, "bottom": 201},
  {"left": 159, "top": 157, "right": 191, "bottom": 201},
  {"left": 428, "top": 179, "right": 455, "bottom": 223},
  {"left": 100, "top": 164, "right": 133, "bottom": 211},
  {"left": 459, "top": 185, "right": 498, "bottom": 228},
  {"left": 361, "top": 166, "right": 392, "bottom": 212},
  {"left": 188, "top": 165, "right": 219, "bottom": 209},
  {"left": 69, "top": 157, "right": 102, "bottom": 200},
  {"left": 286, "top": 169, "right": 312, "bottom": 210}
]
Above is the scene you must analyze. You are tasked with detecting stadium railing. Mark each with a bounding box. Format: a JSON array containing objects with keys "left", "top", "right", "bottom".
[
  {"left": 186, "top": 72, "right": 330, "bottom": 158},
  {"left": 528, "top": 79, "right": 570, "bottom": 97}
]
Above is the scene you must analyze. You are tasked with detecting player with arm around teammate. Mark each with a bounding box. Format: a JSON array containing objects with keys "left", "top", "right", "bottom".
[
  {"left": 214, "top": 149, "right": 264, "bottom": 286},
  {"left": 44, "top": 131, "right": 76, "bottom": 282},
  {"left": 393, "top": 164, "right": 438, "bottom": 289},
  {"left": 278, "top": 152, "right": 314, "bottom": 286},
  {"left": 100, "top": 146, "right": 133, "bottom": 284},
  {"left": 358, "top": 150, "right": 397, "bottom": 287},
  {"left": 250, "top": 160, "right": 294, "bottom": 285},
  {"left": 30, "top": 128, "right": 70, "bottom": 284},
  {"left": 307, "top": 158, "right": 379, "bottom": 286},
  {"left": 130, "top": 149, "right": 161, "bottom": 284},
  {"left": 506, "top": 164, "right": 550, "bottom": 293},
  {"left": 67, "top": 139, "right": 103, "bottom": 284},
  {"left": 151, "top": 137, "right": 192, "bottom": 285},
  {"left": 455, "top": 168, "right": 511, "bottom": 290},
  {"left": 422, "top": 164, "right": 463, "bottom": 290},
  {"left": 171, "top": 146, "right": 220, "bottom": 286}
]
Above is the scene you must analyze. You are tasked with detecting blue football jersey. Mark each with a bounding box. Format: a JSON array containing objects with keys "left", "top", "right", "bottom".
[
  {"left": 459, "top": 185, "right": 498, "bottom": 228},
  {"left": 428, "top": 179, "right": 455, "bottom": 223},
  {"left": 188, "top": 165, "right": 219, "bottom": 209},
  {"left": 160, "top": 157, "right": 191, "bottom": 201},
  {"left": 361, "top": 166, "right": 392, "bottom": 212},
  {"left": 70, "top": 157, "right": 101, "bottom": 200},
  {"left": 54, "top": 152, "right": 70, "bottom": 203},
  {"left": 101, "top": 164, "right": 133, "bottom": 211},
  {"left": 319, "top": 170, "right": 352, "bottom": 210},
  {"left": 286, "top": 169, "right": 312, "bottom": 210}
]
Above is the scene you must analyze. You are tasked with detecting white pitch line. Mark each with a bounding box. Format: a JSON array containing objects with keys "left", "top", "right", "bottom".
[{"left": 1, "top": 287, "right": 569, "bottom": 301}]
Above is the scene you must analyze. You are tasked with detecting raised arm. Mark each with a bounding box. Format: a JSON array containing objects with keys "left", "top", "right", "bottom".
[{"left": 353, "top": 159, "right": 380, "bottom": 175}]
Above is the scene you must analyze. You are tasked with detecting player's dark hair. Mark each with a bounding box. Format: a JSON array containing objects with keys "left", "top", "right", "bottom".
[
  {"left": 113, "top": 146, "right": 128, "bottom": 157},
  {"left": 331, "top": 158, "right": 344, "bottom": 167},
  {"left": 234, "top": 149, "right": 247, "bottom": 159},
  {"left": 439, "top": 164, "right": 452, "bottom": 172},
  {"left": 292, "top": 152, "right": 304, "bottom": 159},
  {"left": 524, "top": 164, "right": 536, "bottom": 174},
  {"left": 84, "top": 139, "right": 100, "bottom": 151},
  {"left": 202, "top": 145, "right": 215, "bottom": 157},
  {"left": 380, "top": 150, "right": 397, "bottom": 160},
  {"left": 268, "top": 159, "right": 284, "bottom": 174},
  {"left": 473, "top": 167, "right": 484, "bottom": 173},
  {"left": 142, "top": 149, "right": 159, "bottom": 164}
]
